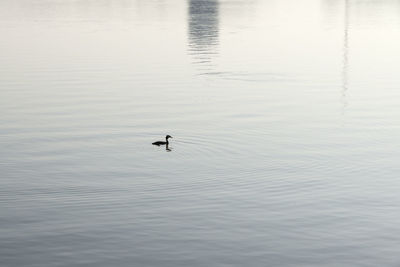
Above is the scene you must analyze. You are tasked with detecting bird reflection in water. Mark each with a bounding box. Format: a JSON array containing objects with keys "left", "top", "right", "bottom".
[{"left": 166, "top": 144, "right": 172, "bottom": 152}]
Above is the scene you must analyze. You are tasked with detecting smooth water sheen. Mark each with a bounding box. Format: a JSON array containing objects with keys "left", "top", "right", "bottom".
[{"left": 2, "top": 0, "right": 400, "bottom": 266}]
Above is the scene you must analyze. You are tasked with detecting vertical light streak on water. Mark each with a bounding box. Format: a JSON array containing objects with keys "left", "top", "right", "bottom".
[{"left": 342, "top": 0, "right": 350, "bottom": 115}]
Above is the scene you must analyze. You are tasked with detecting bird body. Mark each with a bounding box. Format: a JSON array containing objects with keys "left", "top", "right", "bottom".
[
  {"left": 152, "top": 141, "right": 167, "bottom": 145},
  {"left": 152, "top": 135, "right": 172, "bottom": 146}
]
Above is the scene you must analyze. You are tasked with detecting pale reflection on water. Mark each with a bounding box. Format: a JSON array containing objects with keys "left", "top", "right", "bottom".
[
  {"left": 2, "top": 0, "right": 400, "bottom": 266},
  {"left": 188, "top": 0, "right": 219, "bottom": 70}
]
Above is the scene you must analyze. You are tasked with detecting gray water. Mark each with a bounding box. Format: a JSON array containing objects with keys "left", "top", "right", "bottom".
[{"left": 2, "top": 0, "right": 400, "bottom": 266}]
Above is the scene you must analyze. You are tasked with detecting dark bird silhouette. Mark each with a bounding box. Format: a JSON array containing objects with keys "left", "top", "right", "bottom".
[{"left": 152, "top": 135, "right": 172, "bottom": 146}]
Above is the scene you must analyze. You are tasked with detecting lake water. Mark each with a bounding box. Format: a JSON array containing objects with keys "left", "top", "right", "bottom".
[{"left": 2, "top": 0, "right": 400, "bottom": 266}]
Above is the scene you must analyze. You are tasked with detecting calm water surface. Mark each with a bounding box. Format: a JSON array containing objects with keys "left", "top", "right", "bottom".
[{"left": 2, "top": 0, "right": 400, "bottom": 266}]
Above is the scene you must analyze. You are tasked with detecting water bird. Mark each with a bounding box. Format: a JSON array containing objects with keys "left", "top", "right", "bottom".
[{"left": 152, "top": 135, "right": 172, "bottom": 146}]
